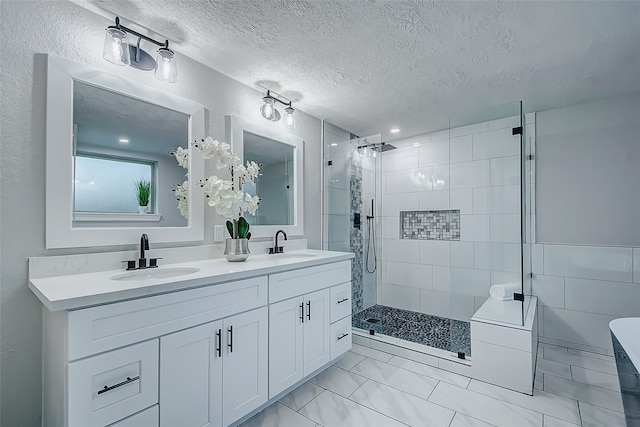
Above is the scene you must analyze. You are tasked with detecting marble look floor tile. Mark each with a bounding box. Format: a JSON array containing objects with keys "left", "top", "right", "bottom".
[
  {"left": 542, "top": 414, "right": 581, "bottom": 427},
  {"left": 534, "top": 372, "right": 543, "bottom": 390},
  {"left": 349, "top": 343, "right": 393, "bottom": 362},
  {"left": 278, "top": 381, "right": 324, "bottom": 411},
  {"left": 544, "top": 346, "right": 617, "bottom": 375},
  {"left": 428, "top": 382, "right": 543, "bottom": 427},
  {"left": 350, "top": 357, "right": 439, "bottom": 400},
  {"left": 450, "top": 412, "right": 496, "bottom": 427},
  {"left": 467, "top": 379, "right": 581, "bottom": 425},
  {"left": 349, "top": 380, "right": 455, "bottom": 426},
  {"left": 333, "top": 350, "right": 366, "bottom": 371},
  {"left": 537, "top": 358, "right": 572, "bottom": 380},
  {"left": 571, "top": 365, "right": 621, "bottom": 392},
  {"left": 544, "top": 374, "right": 624, "bottom": 412},
  {"left": 309, "top": 366, "right": 366, "bottom": 397},
  {"left": 238, "top": 402, "right": 316, "bottom": 427},
  {"left": 387, "top": 355, "right": 471, "bottom": 388},
  {"left": 566, "top": 347, "right": 614, "bottom": 362},
  {"left": 298, "top": 390, "right": 407, "bottom": 427},
  {"left": 579, "top": 401, "right": 626, "bottom": 427}
]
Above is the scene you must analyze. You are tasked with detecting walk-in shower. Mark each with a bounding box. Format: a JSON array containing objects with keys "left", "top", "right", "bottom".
[{"left": 323, "top": 102, "right": 533, "bottom": 361}]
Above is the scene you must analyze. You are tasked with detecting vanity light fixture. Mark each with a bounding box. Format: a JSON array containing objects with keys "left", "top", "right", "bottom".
[
  {"left": 103, "top": 16, "right": 178, "bottom": 83},
  {"left": 260, "top": 90, "right": 296, "bottom": 129}
]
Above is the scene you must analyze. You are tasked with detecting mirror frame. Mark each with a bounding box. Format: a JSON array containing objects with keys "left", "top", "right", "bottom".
[
  {"left": 225, "top": 115, "right": 304, "bottom": 238},
  {"left": 45, "top": 54, "right": 205, "bottom": 248}
]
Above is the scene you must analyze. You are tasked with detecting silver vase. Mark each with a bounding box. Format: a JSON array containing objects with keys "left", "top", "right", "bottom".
[{"left": 224, "top": 238, "right": 250, "bottom": 262}]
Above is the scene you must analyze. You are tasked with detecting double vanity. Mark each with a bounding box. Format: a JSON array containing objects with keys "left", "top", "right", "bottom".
[{"left": 29, "top": 249, "right": 354, "bottom": 427}]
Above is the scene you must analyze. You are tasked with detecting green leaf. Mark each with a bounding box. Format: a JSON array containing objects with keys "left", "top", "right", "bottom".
[
  {"left": 237, "top": 216, "right": 250, "bottom": 238},
  {"left": 225, "top": 220, "right": 234, "bottom": 238}
]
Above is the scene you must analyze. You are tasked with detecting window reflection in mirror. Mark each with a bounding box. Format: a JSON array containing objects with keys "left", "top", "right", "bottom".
[
  {"left": 72, "top": 81, "right": 189, "bottom": 227},
  {"left": 243, "top": 131, "right": 294, "bottom": 225}
]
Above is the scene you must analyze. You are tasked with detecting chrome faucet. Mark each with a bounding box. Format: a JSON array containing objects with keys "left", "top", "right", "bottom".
[
  {"left": 139, "top": 234, "right": 150, "bottom": 268},
  {"left": 269, "top": 230, "right": 287, "bottom": 254}
]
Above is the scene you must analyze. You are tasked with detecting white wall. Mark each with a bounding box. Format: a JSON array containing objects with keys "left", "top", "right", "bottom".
[{"left": 0, "top": 2, "right": 321, "bottom": 425}]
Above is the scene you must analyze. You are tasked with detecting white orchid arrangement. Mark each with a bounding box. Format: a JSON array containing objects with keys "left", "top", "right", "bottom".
[{"left": 172, "top": 137, "right": 261, "bottom": 239}]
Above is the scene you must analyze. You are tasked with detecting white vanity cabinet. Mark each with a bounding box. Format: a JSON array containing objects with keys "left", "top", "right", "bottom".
[
  {"left": 159, "top": 307, "right": 268, "bottom": 427},
  {"left": 268, "top": 261, "right": 352, "bottom": 398},
  {"left": 34, "top": 254, "right": 354, "bottom": 427}
]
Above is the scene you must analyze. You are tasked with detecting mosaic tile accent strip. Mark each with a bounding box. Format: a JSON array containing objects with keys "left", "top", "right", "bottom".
[
  {"left": 400, "top": 210, "right": 461, "bottom": 240},
  {"left": 352, "top": 304, "right": 471, "bottom": 356},
  {"left": 349, "top": 133, "right": 364, "bottom": 314}
]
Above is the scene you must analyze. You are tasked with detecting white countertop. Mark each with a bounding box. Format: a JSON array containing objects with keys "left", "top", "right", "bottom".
[
  {"left": 29, "top": 250, "right": 354, "bottom": 312},
  {"left": 609, "top": 317, "right": 640, "bottom": 371}
]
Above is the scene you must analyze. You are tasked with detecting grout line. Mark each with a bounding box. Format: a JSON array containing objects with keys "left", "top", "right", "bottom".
[{"left": 296, "top": 389, "right": 326, "bottom": 413}]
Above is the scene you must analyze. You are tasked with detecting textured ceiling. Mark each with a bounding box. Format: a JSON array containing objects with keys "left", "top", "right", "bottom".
[{"left": 81, "top": 0, "right": 639, "bottom": 139}]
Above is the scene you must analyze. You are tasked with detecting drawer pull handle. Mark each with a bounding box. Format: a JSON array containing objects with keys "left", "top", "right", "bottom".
[
  {"left": 216, "top": 328, "right": 222, "bottom": 358},
  {"left": 337, "top": 333, "right": 349, "bottom": 341},
  {"left": 97, "top": 376, "right": 140, "bottom": 395},
  {"left": 337, "top": 298, "right": 349, "bottom": 304},
  {"left": 300, "top": 302, "right": 305, "bottom": 323},
  {"left": 228, "top": 325, "right": 233, "bottom": 353},
  {"left": 307, "top": 301, "right": 311, "bottom": 320}
]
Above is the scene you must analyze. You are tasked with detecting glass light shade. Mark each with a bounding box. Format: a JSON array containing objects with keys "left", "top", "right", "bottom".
[
  {"left": 261, "top": 97, "right": 275, "bottom": 121},
  {"left": 155, "top": 48, "right": 178, "bottom": 83},
  {"left": 103, "top": 27, "right": 130, "bottom": 65},
  {"left": 284, "top": 106, "right": 295, "bottom": 129}
]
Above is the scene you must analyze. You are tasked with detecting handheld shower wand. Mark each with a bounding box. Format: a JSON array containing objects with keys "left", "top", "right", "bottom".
[{"left": 365, "top": 199, "right": 377, "bottom": 274}]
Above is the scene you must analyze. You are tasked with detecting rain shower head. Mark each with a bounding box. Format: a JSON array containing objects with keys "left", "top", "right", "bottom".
[{"left": 357, "top": 142, "right": 397, "bottom": 153}]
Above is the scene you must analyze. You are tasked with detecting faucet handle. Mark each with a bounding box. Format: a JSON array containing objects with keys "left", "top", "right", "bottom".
[
  {"left": 121, "top": 260, "right": 136, "bottom": 271},
  {"left": 149, "top": 258, "right": 163, "bottom": 268}
]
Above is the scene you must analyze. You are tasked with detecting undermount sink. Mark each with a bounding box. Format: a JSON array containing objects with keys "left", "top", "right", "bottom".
[
  {"left": 276, "top": 252, "right": 318, "bottom": 259},
  {"left": 110, "top": 267, "right": 200, "bottom": 281}
]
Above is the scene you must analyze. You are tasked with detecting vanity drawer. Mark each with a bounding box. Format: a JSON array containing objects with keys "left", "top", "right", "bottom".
[
  {"left": 68, "top": 340, "right": 158, "bottom": 427},
  {"left": 67, "top": 276, "right": 267, "bottom": 360},
  {"left": 269, "top": 261, "right": 351, "bottom": 303},
  {"left": 330, "top": 316, "right": 352, "bottom": 360},
  {"left": 109, "top": 405, "right": 158, "bottom": 427},
  {"left": 330, "top": 282, "right": 352, "bottom": 323}
]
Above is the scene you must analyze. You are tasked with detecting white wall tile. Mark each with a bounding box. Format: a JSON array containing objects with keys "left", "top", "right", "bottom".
[
  {"left": 450, "top": 160, "right": 490, "bottom": 189},
  {"left": 450, "top": 188, "right": 473, "bottom": 214},
  {"left": 450, "top": 122, "right": 489, "bottom": 138},
  {"left": 418, "top": 190, "right": 449, "bottom": 211},
  {"left": 432, "top": 165, "right": 449, "bottom": 190},
  {"left": 450, "top": 241, "right": 474, "bottom": 268},
  {"left": 384, "top": 261, "right": 433, "bottom": 289},
  {"left": 327, "top": 214, "right": 350, "bottom": 243},
  {"left": 433, "top": 266, "right": 451, "bottom": 293},
  {"left": 450, "top": 293, "right": 476, "bottom": 321},
  {"left": 490, "top": 214, "right": 520, "bottom": 243},
  {"left": 451, "top": 267, "right": 491, "bottom": 297},
  {"left": 382, "top": 216, "right": 399, "bottom": 239},
  {"left": 634, "top": 248, "right": 640, "bottom": 283},
  {"left": 326, "top": 187, "right": 350, "bottom": 215},
  {"left": 382, "top": 238, "right": 420, "bottom": 263},
  {"left": 384, "top": 168, "right": 432, "bottom": 194},
  {"left": 473, "top": 186, "right": 520, "bottom": 215},
  {"left": 461, "top": 215, "right": 490, "bottom": 242},
  {"left": 382, "top": 283, "right": 420, "bottom": 311},
  {"left": 487, "top": 115, "right": 520, "bottom": 131},
  {"left": 382, "top": 192, "right": 418, "bottom": 216},
  {"left": 381, "top": 145, "right": 419, "bottom": 171},
  {"left": 490, "top": 271, "right": 521, "bottom": 286},
  {"left": 419, "top": 139, "right": 449, "bottom": 167},
  {"left": 419, "top": 240, "right": 450, "bottom": 266},
  {"left": 419, "top": 289, "right": 451, "bottom": 318},
  {"left": 532, "top": 244, "right": 544, "bottom": 274},
  {"left": 564, "top": 277, "right": 640, "bottom": 317},
  {"left": 543, "top": 245, "right": 633, "bottom": 283},
  {"left": 430, "top": 129, "right": 450, "bottom": 141},
  {"left": 473, "top": 127, "right": 519, "bottom": 160},
  {"left": 532, "top": 275, "right": 565, "bottom": 308},
  {"left": 450, "top": 135, "right": 472, "bottom": 163},
  {"left": 490, "top": 156, "right": 520, "bottom": 186},
  {"left": 477, "top": 243, "right": 520, "bottom": 273},
  {"left": 542, "top": 307, "right": 616, "bottom": 351}
]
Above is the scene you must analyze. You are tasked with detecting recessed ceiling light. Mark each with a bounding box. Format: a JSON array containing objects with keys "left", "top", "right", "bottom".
[
  {"left": 413, "top": 142, "right": 421, "bottom": 147},
  {"left": 330, "top": 143, "right": 338, "bottom": 146},
  {"left": 118, "top": 138, "right": 129, "bottom": 144},
  {"left": 390, "top": 128, "right": 400, "bottom": 134}
]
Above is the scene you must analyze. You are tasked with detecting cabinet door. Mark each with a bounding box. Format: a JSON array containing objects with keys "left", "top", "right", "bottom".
[
  {"left": 160, "top": 321, "right": 223, "bottom": 427},
  {"left": 222, "top": 307, "right": 268, "bottom": 426},
  {"left": 268, "top": 296, "right": 304, "bottom": 398},
  {"left": 303, "top": 289, "right": 331, "bottom": 375}
]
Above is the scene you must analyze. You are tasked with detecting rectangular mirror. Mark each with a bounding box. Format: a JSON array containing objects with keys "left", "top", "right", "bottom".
[
  {"left": 226, "top": 115, "right": 303, "bottom": 238},
  {"left": 46, "top": 54, "right": 205, "bottom": 248}
]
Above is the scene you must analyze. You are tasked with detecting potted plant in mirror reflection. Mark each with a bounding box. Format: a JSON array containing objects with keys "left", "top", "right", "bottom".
[
  {"left": 135, "top": 178, "right": 152, "bottom": 214},
  {"left": 172, "top": 137, "right": 260, "bottom": 262}
]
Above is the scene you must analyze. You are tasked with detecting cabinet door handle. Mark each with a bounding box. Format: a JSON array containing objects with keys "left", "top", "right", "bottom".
[
  {"left": 337, "top": 333, "right": 349, "bottom": 341},
  {"left": 300, "top": 302, "right": 304, "bottom": 323},
  {"left": 227, "top": 325, "right": 233, "bottom": 353},
  {"left": 216, "top": 328, "right": 222, "bottom": 357},
  {"left": 337, "top": 298, "right": 349, "bottom": 304},
  {"left": 306, "top": 300, "right": 311, "bottom": 320},
  {"left": 97, "top": 376, "right": 140, "bottom": 395}
]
